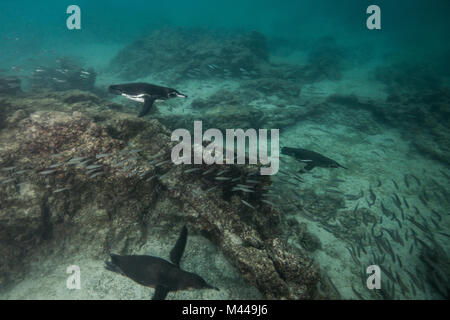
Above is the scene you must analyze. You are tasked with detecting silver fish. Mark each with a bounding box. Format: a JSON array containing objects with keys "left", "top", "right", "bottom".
[
  {"left": 86, "top": 164, "right": 102, "bottom": 170},
  {"left": 241, "top": 199, "right": 255, "bottom": 209},
  {"left": 48, "top": 163, "right": 63, "bottom": 169},
  {"left": 155, "top": 160, "right": 170, "bottom": 167},
  {"left": 202, "top": 167, "right": 216, "bottom": 175},
  {"left": 205, "top": 185, "right": 219, "bottom": 193},
  {"left": 53, "top": 188, "right": 68, "bottom": 193},
  {"left": 1, "top": 166, "right": 16, "bottom": 172},
  {"left": 14, "top": 170, "right": 29, "bottom": 175},
  {"left": 96, "top": 153, "right": 112, "bottom": 159},
  {"left": 216, "top": 169, "right": 229, "bottom": 176},
  {"left": 215, "top": 177, "right": 231, "bottom": 181},
  {"left": 236, "top": 184, "right": 253, "bottom": 189},
  {"left": 89, "top": 172, "right": 104, "bottom": 179},
  {"left": 261, "top": 199, "right": 275, "bottom": 206},
  {"left": 39, "top": 170, "right": 57, "bottom": 175},
  {"left": 232, "top": 187, "right": 254, "bottom": 193}
]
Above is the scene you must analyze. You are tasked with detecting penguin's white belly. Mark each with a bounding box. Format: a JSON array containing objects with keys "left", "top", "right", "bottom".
[{"left": 122, "top": 93, "right": 147, "bottom": 103}]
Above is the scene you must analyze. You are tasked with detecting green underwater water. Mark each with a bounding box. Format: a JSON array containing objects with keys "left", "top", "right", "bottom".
[{"left": 0, "top": 1, "right": 449, "bottom": 300}]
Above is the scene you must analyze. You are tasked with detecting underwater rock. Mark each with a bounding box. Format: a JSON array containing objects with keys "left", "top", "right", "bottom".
[
  {"left": 109, "top": 28, "right": 271, "bottom": 81},
  {"left": 240, "top": 77, "right": 301, "bottom": 99},
  {"left": 300, "top": 36, "right": 347, "bottom": 82},
  {"left": 374, "top": 63, "right": 443, "bottom": 94},
  {"left": 0, "top": 90, "right": 319, "bottom": 299}
]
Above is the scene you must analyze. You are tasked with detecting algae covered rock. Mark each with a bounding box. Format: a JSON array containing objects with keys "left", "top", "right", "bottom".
[{"left": 0, "top": 90, "right": 320, "bottom": 299}]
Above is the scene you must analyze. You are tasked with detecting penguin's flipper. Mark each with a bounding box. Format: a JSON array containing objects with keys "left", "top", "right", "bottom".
[
  {"left": 169, "top": 225, "right": 188, "bottom": 267},
  {"left": 338, "top": 163, "right": 348, "bottom": 169},
  {"left": 152, "top": 285, "right": 169, "bottom": 300},
  {"left": 138, "top": 96, "right": 156, "bottom": 117}
]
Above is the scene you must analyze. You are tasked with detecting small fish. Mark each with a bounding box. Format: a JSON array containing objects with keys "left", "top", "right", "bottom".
[
  {"left": 127, "top": 149, "right": 142, "bottom": 154},
  {"left": 261, "top": 199, "right": 275, "bottom": 206},
  {"left": 39, "top": 169, "right": 57, "bottom": 175},
  {"left": 14, "top": 170, "right": 29, "bottom": 175},
  {"left": 51, "top": 153, "right": 63, "bottom": 158},
  {"left": 402, "top": 196, "right": 410, "bottom": 209},
  {"left": 241, "top": 199, "right": 255, "bottom": 210},
  {"left": 368, "top": 187, "right": 376, "bottom": 207},
  {"left": 96, "top": 153, "right": 112, "bottom": 159},
  {"left": 112, "top": 159, "right": 128, "bottom": 168},
  {"left": 326, "top": 189, "right": 343, "bottom": 194},
  {"left": 77, "top": 159, "right": 93, "bottom": 167},
  {"left": 157, "top": 169, "right": 174, "bottom": 180},
  {"left": 232, "top": 187, "right": 254, "bottom": 193},
  {"left": 52, "top": 78, "right": 66, "bottom": 83},
  {"left": 431, "top": 209, "right": 442, "bottom": 222},
  {"left": 1, "top": 166, "right": 16, "bottom": 172},
  {"left": 89, "top": 172, "right": 104, "bottom": 179},
  {"left": 410, "top": 174, "right": 421, "bottom": 186},
  {"left": 202, "top": 167, "right": 216, "bottom": 175},
  {"left": 439, "top": 170, "right": 450, "bottom": 180},
  {"left": 345, "top": 190, "right": 364, "bottom": 201},
  {"left": 1, "top": 178, "right": 15, "bottom": 184},
  {"left": 376, "top": 179, "right": 382, "bottom": 187},
  {"left": 154, "top": 160, "right": 170, "bottom": 167},
  {"left": 215, "top": 177, "right": 231, "bottom": 181},
  {"left": 236, "top": 184, "right": 253, "bottom": 189},
  {"left": 145, "top": 175, "right": 157, "bottom": 182},
  {"left": 404, "top": 175, "right": 410, "bottom": 188},
  {"left": 86, "top": 164, "right": 102, "bottom": 170},
  {"left": 184, "top": 168, "right": 200, "bottom": 174},
  {"left": 67, "top": 157, "right": 86, "bottom": 164},
  {"left": 216, "top": 169, "right": 229, "bottom": 176},
  {"left": 392, "top": 179, "right": 399, "bottom": 190},
  {"left": 86, "top": 168, "right": 101, "bottom": 175},
  {"left": 418, "top": 194, "right": 427, "bottom": 206},
  {"left": 353, "top": 201, "right": 360, "bottom": 214},
  {"left": 205, "top": 185, "right": 219, "bottom": 193},
  {"left": 48, "top": 163, "right": 63, "bottom": 169},
  {"left": 53, "top": 188, "right": 68, "bottom": 193}
]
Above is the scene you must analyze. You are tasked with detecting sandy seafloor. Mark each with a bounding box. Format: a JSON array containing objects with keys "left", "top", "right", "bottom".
[{"left": 1, "top": 43, "right": 449, "bottom": 300}]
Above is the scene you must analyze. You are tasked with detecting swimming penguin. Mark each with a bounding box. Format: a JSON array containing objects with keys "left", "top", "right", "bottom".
[
  {"left": 108, "top": 82, "right": 187, "bottom": 117},
  {"left": 282, "top": 146, "right": 347, "bottom": 171},
  {"left": 105, "top": 226, "right": 218, "bottom": 300}
]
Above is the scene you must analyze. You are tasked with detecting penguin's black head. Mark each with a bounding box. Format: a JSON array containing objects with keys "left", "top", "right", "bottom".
[
  {"left": 165, "top": 88, "right": 188, "bottom": 99},
  {"left": 281, "top": 147, "right": 294, "bottom": 156},
  {"left": 108, "top": 84, "right": 123, "bottom": 95}
]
